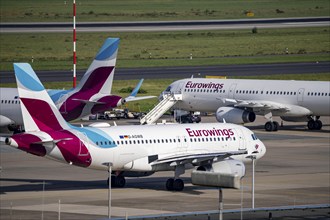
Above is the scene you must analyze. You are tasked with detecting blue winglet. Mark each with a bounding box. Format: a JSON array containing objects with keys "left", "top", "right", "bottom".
[{"left": 130, "top": 79, "right": 144, "bottom": 97}]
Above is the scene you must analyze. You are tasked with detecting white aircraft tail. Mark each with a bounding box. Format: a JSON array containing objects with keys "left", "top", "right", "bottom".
[{"left": 13, "top": 63, "right": 69, "bottom": 132}]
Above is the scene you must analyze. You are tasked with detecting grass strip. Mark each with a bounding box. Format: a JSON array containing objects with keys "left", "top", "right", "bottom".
[{"left": 1, "top": 27, "right": 329, "bottom": 71}]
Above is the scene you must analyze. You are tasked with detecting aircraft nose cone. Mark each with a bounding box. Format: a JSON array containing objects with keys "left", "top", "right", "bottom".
[
  {"left": 158, "top": 92, "right": 165, "bottom": 101},
  {"left": 257, "top": 141, "right": 266, "bottom": 159}
]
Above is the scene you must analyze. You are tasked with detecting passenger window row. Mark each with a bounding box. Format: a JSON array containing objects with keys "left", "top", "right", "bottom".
[
  {"left": 1, "top": 100, "right": 20, "bottom": 104},
  {"left": 187, "top": 89, "right": 330, "bottom": 97},
  {"left": 307, "top": 92, "right": 329, "bottom": 96},
  {"left": 184, "top": 88, "right": 226, "bottom": 93},
  {"left": 95, "top": 136, "right": 236, "bottom": 146}
]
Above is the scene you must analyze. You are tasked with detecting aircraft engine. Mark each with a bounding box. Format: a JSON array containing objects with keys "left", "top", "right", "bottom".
[
  {"left": 0, "top": 115, "right": 16, "bottom": 129},
  {"left": 196, "top": 159, "right": 245, "bottom": 178},
  {"left": 216, "top": 107, "right": 256, "bottom": 124}
]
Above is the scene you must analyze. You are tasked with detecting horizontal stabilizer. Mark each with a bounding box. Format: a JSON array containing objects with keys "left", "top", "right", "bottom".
[
  {"left": 33, "top": 138, "right": 73, "bottom": 145},
  {"left": 71, "top": 98, "right": 106, "bottom": 105}
]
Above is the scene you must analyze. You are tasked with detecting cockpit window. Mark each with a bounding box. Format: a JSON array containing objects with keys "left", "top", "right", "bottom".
[
  {"left": 165, "top": 86, "right": 171, "bottom": 92},
  {"left": 251, "top": 134, "right": 258, "bottom": 140}
]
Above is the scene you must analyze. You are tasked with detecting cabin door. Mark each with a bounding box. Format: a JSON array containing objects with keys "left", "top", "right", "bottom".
[
  {"left": 297, "top": 88, "right": 305, "bottom": 104},
  {"left": 173, "top": 82, "right": 185, "bottom": 94},
  {"left": 228, "top": 83, "right": 237, "bottom": 99},
  {"left": 176, "top": 136, "right": 188, "bottom": 154},
  {"left": 235, "top": 128, "right": 247, "bottom": 151}
]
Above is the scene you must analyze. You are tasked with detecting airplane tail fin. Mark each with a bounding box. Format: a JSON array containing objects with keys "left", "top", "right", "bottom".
[
  {"left": 13, "top": 63, "right": 69, "bottom": 132},
  {"left": 75, "top": 38, "right": 120, "bottom": 94}
]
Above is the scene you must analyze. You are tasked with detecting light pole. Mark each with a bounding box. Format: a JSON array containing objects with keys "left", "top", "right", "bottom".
[
  {"left": 103, "top": 162, "right": 113, "bottom": 219},
  {"left": 219, "top": 188, "right": 223, "bottom": 220},
  {"left": 247, "top": 155, "right": 256, "bottom": 209}
]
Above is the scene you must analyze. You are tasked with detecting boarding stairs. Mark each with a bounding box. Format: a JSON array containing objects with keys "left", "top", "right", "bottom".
[{"left": 140, "top": 93, "right": 182, "bottom": 125}]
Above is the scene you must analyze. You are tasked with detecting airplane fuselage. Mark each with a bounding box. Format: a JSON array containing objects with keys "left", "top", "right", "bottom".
[
  {"left": 8, "top": 122, "right": 265, "bottom": 172},
  {"left": 166, "top": 78, "right": 330, "bottom": 117},
  {"left": 0, "top": 87, "right": 122, "bottom": 127}
]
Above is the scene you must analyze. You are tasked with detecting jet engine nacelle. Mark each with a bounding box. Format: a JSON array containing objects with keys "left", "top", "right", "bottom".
[
  {"left": 0, "top": 115, "right": 16, "bottom": 128},
  {"left": 216, "top": 107, "right": 256, "bottom": 124},
  {"left": 196, "top": 159, "right": 246, "bottom": 178}
]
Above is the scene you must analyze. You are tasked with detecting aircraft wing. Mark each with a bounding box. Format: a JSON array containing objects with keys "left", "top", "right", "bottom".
[
  {"left": 224, "top": 98, "right": 290, "bottom": 112},
  {"left": 125, "top": 95, "right": 156, "bottom": 102},
  {"left": 150, "top": 150, "right": 247, "bottom": 167}
]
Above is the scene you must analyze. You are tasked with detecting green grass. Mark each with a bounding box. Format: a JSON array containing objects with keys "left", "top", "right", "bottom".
[
  {"left": 1, "top": 74, "right": 329, "bottom": 112},
  {"left": 1, "top": 27, "right": 329, "bottom": 71},
  {"left": 1, "top": 0, "right": 329, "bottom": 22}
]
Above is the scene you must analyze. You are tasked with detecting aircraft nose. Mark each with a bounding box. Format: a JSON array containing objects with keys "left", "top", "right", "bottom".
[{"left": 257, "top": 140, "right": 266, "bottom": 159}]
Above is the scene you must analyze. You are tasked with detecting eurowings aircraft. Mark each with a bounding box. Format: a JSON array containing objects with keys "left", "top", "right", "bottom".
[
  {"left": 161, "top": 78, "right": 330, "bottom": 131},
  {"left": 0, "top": 38, "right": 154, "bottom": 131},
  {"left": 4, "top": 63, "right": 266, "bottom": 191}
]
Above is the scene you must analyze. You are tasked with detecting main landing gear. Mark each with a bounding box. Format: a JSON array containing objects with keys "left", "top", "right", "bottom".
[
  {"left": 264, "top": 113, "right": 279, "bottom": 132},
  {"left": 264, "top": 121, "right": 279, "bottom": 132},
  {"left": 307, "top": 118, "right": 322, "bottom": 130},
  {"left": 166, "top": 178, "right": 184, "bottom": 191},
  {"left": 166, "top": 165, "right": 185, "bottom": 191},
  {"left": 107, "top": 175, "right": 126, "bottom": 188}
]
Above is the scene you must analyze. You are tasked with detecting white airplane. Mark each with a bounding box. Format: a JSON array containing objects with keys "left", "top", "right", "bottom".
[
  {"left": 4, "top": 63, "right": 266, "bottom": 191},
  {"left": 161, "top": 77, "right": 330, "bottom": 131},
  {"left": 0, "top": 38, "right": 154, "bottom": 131}
]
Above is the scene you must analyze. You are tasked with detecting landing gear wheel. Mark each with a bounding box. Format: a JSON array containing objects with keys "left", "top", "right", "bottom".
[
  {"left": 265, "top": 121, "right": 279, "bottom": 132},
  {"left": 166, "top": 178, "right": 174, "bottom": 191},
  {"left": 173, "top": 179, "right": 184, "bottom": 191},
  {"left": 115, "top": 176, "right": 126, "bottom": 188},
  {"left": 307, "top": 120, "right": 315, "bottom": 130},
  {"left": 308, "top": 119, "right": 322, "bottom": 130},
  {"left": 265, "top": 121, "right": 274, "bottom": 132},
  {"left": 315, "top": 120, "right": 322, "bottom": 130},
  {"left": 108, "top": 176, "right": 126, "bottom": 188},
  {"left": 272, "top": 121, "right": 279, "bottom": 131}
]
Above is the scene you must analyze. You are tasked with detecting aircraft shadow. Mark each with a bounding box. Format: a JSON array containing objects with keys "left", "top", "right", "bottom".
[
  {"left": 0, "top": 178, "right": 106, "bottom": 194},
  {"left": 0, "top": 177, "right": 209, "bottom": 195},
  {"left": 245, "top": 123, "right": 330, "bottom": 134}
]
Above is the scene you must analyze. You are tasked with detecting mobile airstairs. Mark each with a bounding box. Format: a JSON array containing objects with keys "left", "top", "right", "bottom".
[{"left": 140, "top": 93, "right": 182, "bottom": 125}]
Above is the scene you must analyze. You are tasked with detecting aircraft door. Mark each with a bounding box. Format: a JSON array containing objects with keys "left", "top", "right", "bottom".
[
  {"left": 234, "top": 128, "right": 247, "bottom": 151},
  {"left": 176, "top": 136, "right": 188, "bottom": 154},
  {"left": 228, "top": 84, "right": 237, "bottom": 99},
  {"left": 173, "top": 82, "right": 185, "bottom": 94},
  {"left": 297, "top": 88, "right": 305, "bottom": 104}
]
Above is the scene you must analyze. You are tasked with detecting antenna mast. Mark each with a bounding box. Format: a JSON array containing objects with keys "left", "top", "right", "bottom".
[{"left": 73, "top": 0, "right": 77, "bottom": 88}]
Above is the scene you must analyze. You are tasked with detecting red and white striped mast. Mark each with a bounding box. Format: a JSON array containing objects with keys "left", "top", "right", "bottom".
[{"left": 72, "top": 0, "right": 77, "bottom": 88}]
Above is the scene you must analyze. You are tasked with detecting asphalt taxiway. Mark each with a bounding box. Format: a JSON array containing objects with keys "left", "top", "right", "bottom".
[{"left": 0, "top": 116, "right": 329, "bottom": 219}]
